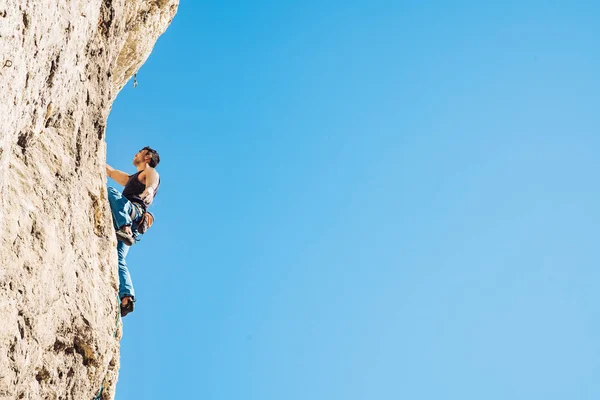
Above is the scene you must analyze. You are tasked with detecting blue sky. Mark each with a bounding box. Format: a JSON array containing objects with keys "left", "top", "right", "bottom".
[{"left": 107, "top": 1, "right": 600, "bottom": 399}]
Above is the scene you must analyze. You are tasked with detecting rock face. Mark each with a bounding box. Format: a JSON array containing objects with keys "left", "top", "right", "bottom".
[{"left": 0, "top": 1, "right": 178, "bottom": 399}]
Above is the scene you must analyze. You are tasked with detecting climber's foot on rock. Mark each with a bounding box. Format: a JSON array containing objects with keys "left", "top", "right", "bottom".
[
  {"left": 116, "top": 226, "right": 134, "bottom": 246},
  {"left": 120, "top": 296, "right": 134, "bottom": 317}
]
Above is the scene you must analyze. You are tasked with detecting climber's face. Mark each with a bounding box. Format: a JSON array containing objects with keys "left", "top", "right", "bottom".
[
  {"left": 132, "top": 151, "right": 141, "bottom": 166},
  {"left": 132, "top": 150, "right": 150, "bottom": 166}
]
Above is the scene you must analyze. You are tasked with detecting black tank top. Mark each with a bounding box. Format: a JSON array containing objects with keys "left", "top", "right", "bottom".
[{"left": 122, "top": 170, "right": 160, "bottom": 210}]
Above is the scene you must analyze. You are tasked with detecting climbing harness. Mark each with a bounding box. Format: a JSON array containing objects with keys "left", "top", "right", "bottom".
[{"left": 92, "top": 295, "right": 122, "bottom": 400}]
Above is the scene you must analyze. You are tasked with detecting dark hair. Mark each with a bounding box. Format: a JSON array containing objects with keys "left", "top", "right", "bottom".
[{"left": 141, "top": 146, "right": 160, "bottom": 168}]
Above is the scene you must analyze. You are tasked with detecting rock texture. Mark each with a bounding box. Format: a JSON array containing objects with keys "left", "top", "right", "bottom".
[{"left": 0, "top": 1, "right": 178, "bottom": 399}]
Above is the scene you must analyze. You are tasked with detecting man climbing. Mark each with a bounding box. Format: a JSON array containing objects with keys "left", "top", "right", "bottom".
[{"left": 106, "top": 146, "right": 161, "bottom": 317}]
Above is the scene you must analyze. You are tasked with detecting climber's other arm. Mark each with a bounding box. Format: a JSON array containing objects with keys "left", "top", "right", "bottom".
[{"left": 106, "top": 164, "right": 129, "bottom": 186}]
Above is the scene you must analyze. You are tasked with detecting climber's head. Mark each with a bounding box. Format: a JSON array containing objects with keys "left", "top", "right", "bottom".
[{"left": 133, "top": 146, "right": 160, "bottom": 168}]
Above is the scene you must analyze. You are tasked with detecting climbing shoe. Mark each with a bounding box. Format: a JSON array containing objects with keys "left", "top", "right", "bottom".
[
  {"left": 116, "top": 228, "right": 135, "bottom": 246},
  {"left": 120, "top": 297, "right": 135, "bottom": 317}
]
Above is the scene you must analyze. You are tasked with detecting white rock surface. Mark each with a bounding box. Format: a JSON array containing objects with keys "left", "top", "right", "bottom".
[{"left": 0, "top": 1, "right": 178, "bottom": 399}]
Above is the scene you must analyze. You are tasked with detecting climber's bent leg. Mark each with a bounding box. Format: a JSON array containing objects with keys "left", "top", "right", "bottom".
[
  {"left": 117, "top": 241, "right": 135, "bottom": 300},
  {"left": 107, "top": 186, "right": 134, "bottom": 230}
]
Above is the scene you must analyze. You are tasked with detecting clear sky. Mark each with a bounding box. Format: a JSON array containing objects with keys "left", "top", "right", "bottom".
[{"left": 107, "top": 1, "right": 600, "bottom": 399}]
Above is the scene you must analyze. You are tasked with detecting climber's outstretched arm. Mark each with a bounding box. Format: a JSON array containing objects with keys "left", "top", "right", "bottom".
[{"left": 106, "top": 164, "right": 129, "bottom": 186}]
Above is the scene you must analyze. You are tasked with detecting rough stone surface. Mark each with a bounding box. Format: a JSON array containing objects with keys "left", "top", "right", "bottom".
[{"left": 0, "top": 1, "right": 178, "bottom": 399}]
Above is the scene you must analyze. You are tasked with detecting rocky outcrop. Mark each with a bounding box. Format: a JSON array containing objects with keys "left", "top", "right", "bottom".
[{"left": 0, "top": 1, "right": 178, "bottom": 399}]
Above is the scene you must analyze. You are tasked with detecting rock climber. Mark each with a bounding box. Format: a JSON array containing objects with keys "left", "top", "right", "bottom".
[{"left": 106, "top": 146, "right": 161, "bottom": 317}]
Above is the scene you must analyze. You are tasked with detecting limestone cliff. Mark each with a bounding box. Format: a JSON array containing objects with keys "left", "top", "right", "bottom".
[{"left": 0, "top": 1, "right": 178, "bottom": 399}]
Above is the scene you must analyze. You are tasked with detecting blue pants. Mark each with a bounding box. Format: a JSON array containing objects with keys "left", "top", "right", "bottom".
[
  {"left": 117, "top": 241, "right": 134, "bottom": 299},
  {"left": 107, "top": 187, "right": 142, "bottom": 300},
  {"left": 107, "top": 186, "right": 136, "bottom": 230}
]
